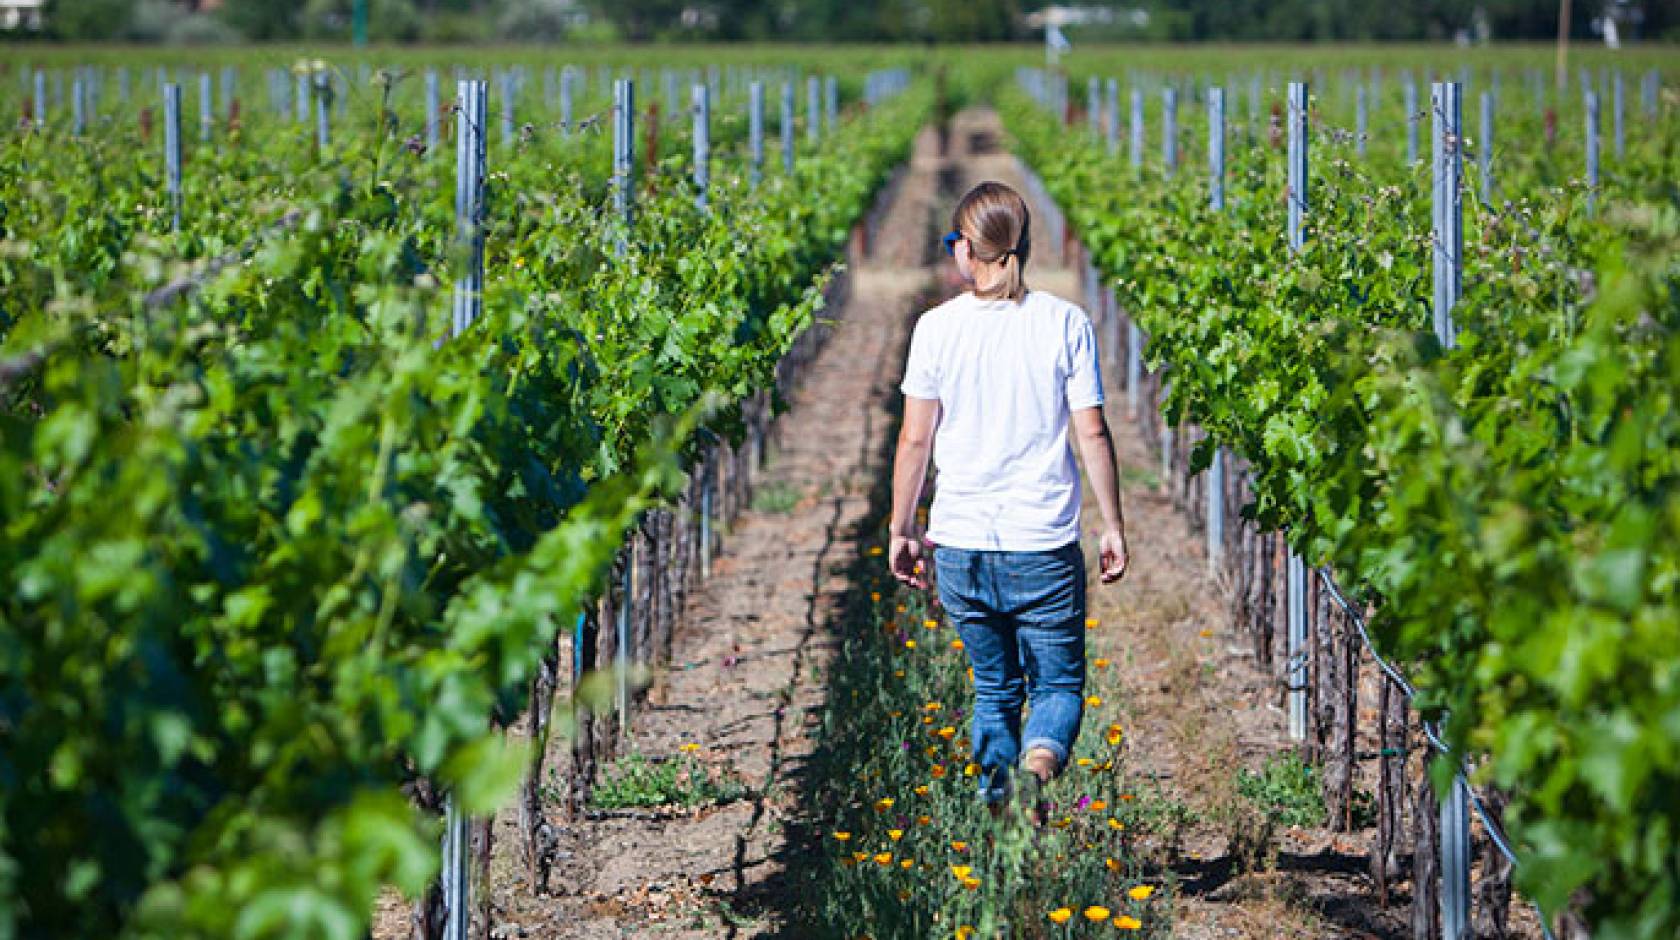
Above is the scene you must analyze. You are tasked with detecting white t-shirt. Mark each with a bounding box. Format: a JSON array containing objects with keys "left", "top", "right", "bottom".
[{"left": 900, "top": 289, "right": 1105, "bottom": 552}]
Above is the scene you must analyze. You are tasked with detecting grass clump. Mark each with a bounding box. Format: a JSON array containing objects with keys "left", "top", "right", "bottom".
[{"left": 589, "top": 751, "right": 750, "bottom": 811}]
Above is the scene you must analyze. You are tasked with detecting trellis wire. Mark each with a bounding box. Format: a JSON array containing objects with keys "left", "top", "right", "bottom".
[{"left": 1317, "top": 571, "right": 1556, "bottom": 940}]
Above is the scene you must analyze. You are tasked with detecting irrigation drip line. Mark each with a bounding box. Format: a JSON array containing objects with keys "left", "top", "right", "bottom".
[{"left": 1316, "top": 565, "right": 1555, "bottom": 940}]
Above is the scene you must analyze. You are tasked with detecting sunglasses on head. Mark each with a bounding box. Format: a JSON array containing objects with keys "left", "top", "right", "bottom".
[{"left": 942, "top": 230, "right": 965, "bottom": 256}]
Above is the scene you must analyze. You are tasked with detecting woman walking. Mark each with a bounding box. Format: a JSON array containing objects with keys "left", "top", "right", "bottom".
[{"left": 888, "top": 181, "right": 1130, "bottom": 817}]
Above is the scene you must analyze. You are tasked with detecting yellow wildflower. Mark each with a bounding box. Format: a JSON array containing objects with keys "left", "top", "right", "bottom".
[
  {"left": 935, "top": 726, "right": 956, "bottom": 740},
  {"left": 905, "top": 639, "right": 917, "bottom": 650},
  {"left": 1114, "top": 915, "right": 1143, "bottom": 930},
  {"left": 1086, "top": 695, "right": 1103, "bottom": 708},
  {"left": 955, "top": 928, "right": 976, "bottom": 940},
  {"left": 1048, "top": 907, "right": 1073, "bottom": 925},
  {"left": 950, "top": 840, "right": 969, "bottom": 852},
  {"left": 1093, "top": 657, "right": 1111, "bottom": 669},
  {"left": 679, "top": 742, "right": 701, "bottom": 753},
  {"left": 924, "top": 618, "right": 940, "bottom": 629},
  {"left": 1090, "top": 799, "right": 1109, "bottom": 812},
  {"left": 915, "top": 785, "right": 930, "bottom": 797},
  {"left": 873, "top": 852, "right": 893, "bottom": 866},
  {"left": 1084, "top": 617, "right": 1100, "bottom": 629},
  {"left": 962, "top": 876, "right": 981, "bottom": 890},
  {"left": 951, "top": 639, "right": 965, "bottom": 651},
  {"left": 949, "top": 864, "right": 972, "bottom": 880},
  {"left": 874, "top": 798, "right": 895, "bottom": 812},
  {"left": 1108, "top": 818, "right": 1125, "bottom": 831},
  {"left": 900, "top": 858, "right": 914, "bottom": 870},
  {"left": 1105, "top": 857, "right": 1122, "bottom": 872},
  {"left": 833, "top": 831, "right": 852, "bottom": 842},
  {"left": 1127, "top": 885, "right": 1155, "bottom": 901},
  {"left": 888, "top": 829, "right": 903, "bottom": 841},
  {"left": 868, "top": 546, "right": 884, "bottom": 556},
  {"left": 1084, "top": 906, "right": 1111, "bottom": 922}
]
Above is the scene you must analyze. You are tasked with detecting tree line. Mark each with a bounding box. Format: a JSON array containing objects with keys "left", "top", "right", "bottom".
[{"left": 19, "top": 1, "right": 1679, "bottom": 51}]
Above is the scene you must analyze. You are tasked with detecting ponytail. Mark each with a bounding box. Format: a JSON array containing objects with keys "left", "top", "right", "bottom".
[{"left": 976, "top": 251, "right": 1026, "bottom": 302}]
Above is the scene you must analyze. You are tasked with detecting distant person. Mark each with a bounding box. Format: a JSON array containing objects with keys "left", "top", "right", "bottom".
[{"left": 888, "top": 180, "right": 1130, "bottom": 820}]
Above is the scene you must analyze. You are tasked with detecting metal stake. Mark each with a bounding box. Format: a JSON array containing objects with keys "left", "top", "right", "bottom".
[
  {"left": 748, "top": 81, "right": 764, "bottom": 188},
  {"left": 692, "top": 83, "right": 710, "bottom": 210},
  {"left": 452, "top": 80, "right": 487, "bottom": 337},
  {"left": 164, "top": 83, "right": 182, "bottom": 232}
]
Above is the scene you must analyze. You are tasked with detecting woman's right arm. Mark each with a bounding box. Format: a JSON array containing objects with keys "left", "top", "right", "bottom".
[{"left": 888, "top": 396, "right": 941, "bottom": 589}]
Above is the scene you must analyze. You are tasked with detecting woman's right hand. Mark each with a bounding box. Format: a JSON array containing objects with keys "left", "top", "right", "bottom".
[
  {"left": 889, "top": 534, "right": 928, "bottom": 589},
  {"left": 1098, "top": 528, "right": 1129, "bottom": 584}
]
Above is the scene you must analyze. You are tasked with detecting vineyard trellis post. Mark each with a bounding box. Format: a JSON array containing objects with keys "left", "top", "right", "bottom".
[
  {"left": 1247, "top": 72, "right": 1260, "bottom": 140},
  {"left": 71, "top": 75, "right": 84, "bottom": 136},
  {"left": 440, "top": 78, "right": 488, "bottom": 940},
  {"left": 807, "top": 74, "right": 821, "bottom": 143},
  {"left": 164, "top": 82, "right": 182, "bottom": 232},
  {"left": 199, "top": 71, "right": 212, "bottom": 144},
  {"left": 1404, "top": 73, "right": 1419, "bottom": 164},
  {"left": 559, "top": 67, "right": 574, "bottom": 136},
  {"left": 221, "top": 66, "right": 235, "bottom": 122},
  {"left": 825, "top": 75, "right": 838, "bottom": 130},
  {"left": 749, "top": 80, "right": 764, "bottom": 187},
  {"left": 1087, "top": 76, "right": 1100, "bottom": 136},
  {"left": 1355, "top": 83, "right": 1368, "bottom": 159},
  {"left": 314, "top": 72, "right": 331, "bottom": 153},
  {"left": 1105, "top": 77, "right": 1119, "bottom": 155},
  {"left": 1431, "top": 79, "right": 1471, "bottom": 940},
  {"left": 1479, "top": 90, "right": 1494, "bottom": 206},
  {"left": 295, "top": 70, "right": 309, "bottom": 125},
  {"left": 500, "top": 70, "right": 515, "bottom": 147},
  {"left": 613, "top": 78, "right": 636, "bottom": 249},
  {"left": 781, "top": 80, "right": 795, "bottom": 174},
  {"left": 1642, "top": 68, "right": 1658, "bottom": 120},
  {"left": 1585, "top": 88, "right": 1600, "bottom": 218},
  {"left": 426, "top": 70, "right": 440, "bottom": 154},
  {"left": 1129, "top": 85, "right": 1143, "bottom": 169},
  {"left": 1285, "top": 80, "right": 1309, "bottom": 743},
  {"left": 1162, "top": 86, "right": 1177, "bottom": 176},
  {"left": 119, "top": 66, "right": 130, "bottom": 106},
  {"left": 33, "top": 69, "right": 45, "bottom": 128},
  {"left": 692, "top": 82, "right": 710, "bottom": 210},
  {"left": 1206, "top": 86, "right": 1226, "bottom": 574},
  {"left": 1612, "top": 69, "right": 1624, "bottom": 161}
]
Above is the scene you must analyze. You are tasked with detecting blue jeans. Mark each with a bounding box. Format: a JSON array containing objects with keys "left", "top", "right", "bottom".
[{"left": 934, "top": 542, "right": 1087, "bottom": 803}]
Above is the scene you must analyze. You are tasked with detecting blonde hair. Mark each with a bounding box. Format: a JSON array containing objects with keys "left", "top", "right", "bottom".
[{"left": 953, "top": 181, "right": 1031, "bottom": 302}]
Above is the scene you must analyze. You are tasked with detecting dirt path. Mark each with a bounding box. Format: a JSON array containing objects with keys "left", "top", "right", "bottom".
[{"left": 473, "top": 119, "right": 951, "bottom": 939}]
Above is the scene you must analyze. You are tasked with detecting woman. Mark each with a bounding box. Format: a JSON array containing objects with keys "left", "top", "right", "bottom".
[{"left": 888, "top": 180, "right": 1130, "bottom": 817}]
